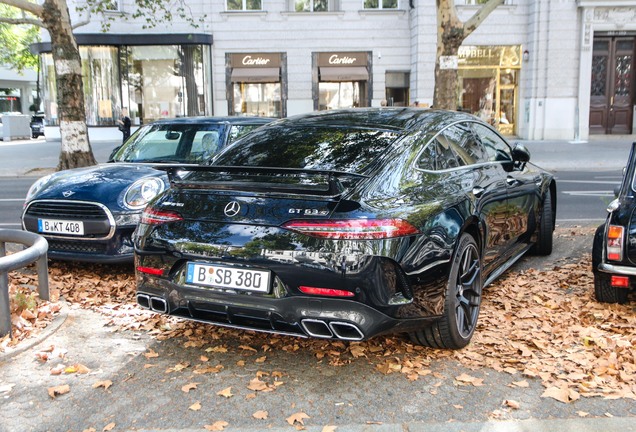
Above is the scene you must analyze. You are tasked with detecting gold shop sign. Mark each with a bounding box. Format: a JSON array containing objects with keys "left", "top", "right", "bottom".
[{"left": 458, "top": 46, "right": 522, "bottom": 68}]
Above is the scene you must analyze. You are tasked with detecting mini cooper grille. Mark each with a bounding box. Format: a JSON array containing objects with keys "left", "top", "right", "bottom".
[
  {"left": 26, "top": 201, "right": 108, "bottom": 220},
  {"left": 48, "top": 240, "right": 108, "bottom": 254}
]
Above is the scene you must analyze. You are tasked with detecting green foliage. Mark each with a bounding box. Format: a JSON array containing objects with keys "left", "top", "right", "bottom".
[
  {"left": 13, "top": 291, "right": 37, "bottom": 312},
  {"left": 0, "top": 4, "right": 40, "bottom": 72},
  {"left": 75, "top": 0, "right": 205, "bottom": 32}
]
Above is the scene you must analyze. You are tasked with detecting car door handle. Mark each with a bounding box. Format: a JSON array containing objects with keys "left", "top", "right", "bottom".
[{"left": 472, "top": 186, "right": 485, "bottom": 197}]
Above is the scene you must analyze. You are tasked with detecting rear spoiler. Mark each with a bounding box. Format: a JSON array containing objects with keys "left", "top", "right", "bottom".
[{"left": 156, "top": 165, "right": 368, "bottom": 197}]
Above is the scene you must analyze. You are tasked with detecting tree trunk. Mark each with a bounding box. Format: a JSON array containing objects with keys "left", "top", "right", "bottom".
[
  {"left": 433, "top": 0, "right": 505, "bottom": 110},
  {"left": 41, "top": 0, "right": 96, "bottom": 170}
]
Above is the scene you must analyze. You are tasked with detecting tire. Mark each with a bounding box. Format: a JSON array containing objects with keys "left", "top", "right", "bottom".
[
  {"left": 409, "top": 233, "right": 483, "bottom": 349},
  {"left": 594, "top": 272, "right": 629, "bottom": 304},
  {"left": 530, "top": 192, "right": 553, "bottom": 256}
]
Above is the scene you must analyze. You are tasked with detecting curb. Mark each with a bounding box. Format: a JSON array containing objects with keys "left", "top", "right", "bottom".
[{"left": 0, "top": 300, "right": 69, "bottom": 361}]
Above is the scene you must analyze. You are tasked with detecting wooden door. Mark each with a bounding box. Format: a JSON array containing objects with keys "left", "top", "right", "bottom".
[{"left": 590, "top": 37, "right": 635, "bottom": 135}]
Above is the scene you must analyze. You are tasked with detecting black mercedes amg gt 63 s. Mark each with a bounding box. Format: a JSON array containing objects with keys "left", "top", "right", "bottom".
[{"left": 134, "top": 108, "right": 556, "bottom": 349}]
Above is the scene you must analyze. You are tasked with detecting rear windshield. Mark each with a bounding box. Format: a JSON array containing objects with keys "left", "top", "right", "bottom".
[{"left": 213, "top": 125, "right": 399, "bottom": 174}]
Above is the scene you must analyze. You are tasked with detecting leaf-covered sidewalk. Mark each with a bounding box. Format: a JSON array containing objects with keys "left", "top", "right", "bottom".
[{"left": 2, "top": 226, "right": 634, "bottom": 410}]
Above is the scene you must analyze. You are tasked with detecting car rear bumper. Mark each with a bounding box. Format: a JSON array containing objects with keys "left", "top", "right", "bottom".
[
  {"left": 136, "top": 276, "right": 439, "bottom": 341},
  {"left": 598, "top": 262, "right": 636, "bottom": 277}
]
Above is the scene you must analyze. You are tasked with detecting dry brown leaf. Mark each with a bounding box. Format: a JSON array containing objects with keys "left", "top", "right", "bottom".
[
  {"left": 47, "top": 384, "right": 70, "bottom": 398},
  {"left": 322, "top": 427, "right": 337, "bottom": 432},
  {"left": 144, "top": 349, "right": 159, "bottom": 359},
  {"left": 247, "top": 378, "right": 269, "bottom": 392},
  {"left": 217, "top": 387, "right": 233, "bottom": 398},
  {"left": 252, "top": 410, "right": 268, "bottom": 419},
  {"left": 504, "top": 399, "right": 520, "bottom": 409},
  {"left": 188, "top": 401, "right": 202, "bottom": 411},
  {"left": 204, "top": 421, "right": 229, "bottom": 431},
  {"left": 92, "top": 380, "right": 113, "bottom": 390},
  {"left": 181, "top": 382, "right": 199, "bottom": 393},
  {"left": 255, "top": 356, "right": 267, "bottom": 363},
  {"left": 286, "top": 412, "right": 310, "bottom": 426},
  {"left": 455, "top": 373, "right": 484, "bottom": 386},
  {"left": 102, "top": 423, "right": 115, "bottom": 432}
]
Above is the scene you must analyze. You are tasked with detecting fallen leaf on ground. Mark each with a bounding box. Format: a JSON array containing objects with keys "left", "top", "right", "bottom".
[
  {"left": 287, "top": 412, "right": 310, "bottom": 426},
  {"left": 92, "top": 380, "right": 113, "bottom": 390},
  {"left": 48, "top": 384, "right": 70, "bottom": 398},
  {"left": 189, "top": 401, "right": 202, "bottom": 411},
  {"left": 252, "top": 410, "right": 268, "bottom": 419},
  {"left": 204, "top": 421, "right": 229, "bottom": 431},
  {"left": 182, "top": 382, "right": 199, "bottom": 393},
  {"left": 216, "top": 387, "right": 233, "bottom": 398}
]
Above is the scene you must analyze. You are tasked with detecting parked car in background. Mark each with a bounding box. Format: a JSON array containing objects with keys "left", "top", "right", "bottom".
[
  {"left": 134, "top": 108, "right": 556, "bottom": 349},
  {"left": 592, "top": 142, "right": 636, "bottom": 304},
  {"left": 30, "top": 112, "right": 45, "bottom": 138},
  {"left": 22, "top": 116, "right": 273, "bottom": 263}
]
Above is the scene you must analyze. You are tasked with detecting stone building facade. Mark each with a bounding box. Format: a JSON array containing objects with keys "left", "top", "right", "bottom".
[{"left": 33, "top": 0, "right": 636, "bottom": 141}]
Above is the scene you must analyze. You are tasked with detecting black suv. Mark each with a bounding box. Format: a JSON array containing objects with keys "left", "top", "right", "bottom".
[
  {"left": 592, "top": 142, "right": 636, "bottom": 304},
  {"left": 30, "top": 113, "right": 45, "bottom": 138}
]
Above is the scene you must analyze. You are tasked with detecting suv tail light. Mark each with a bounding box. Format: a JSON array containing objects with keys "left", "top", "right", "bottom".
[
  {"left": 141, "top": 208, "right": 183, "bottom": 225},
  {"left": 281, "top": 219, "right": 419, "bottom": 239},
  {"left": 606, "top": 225, "right": 624, "bottom": 261}
]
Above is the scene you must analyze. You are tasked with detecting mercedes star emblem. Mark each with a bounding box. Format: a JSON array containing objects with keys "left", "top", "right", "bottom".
[{"left": 224, "top": 201, "right": 241, "bottom": 217}]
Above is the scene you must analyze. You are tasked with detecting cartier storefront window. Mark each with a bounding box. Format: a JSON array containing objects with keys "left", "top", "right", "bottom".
[
  {"left": 457, "top": 45, "right": 521, "bottom": 135},
  {"left": 229, "top": 53, "right": 284, "bottom": 118},
  {"left": 315, "top": 52, "right": 370, "bottom": 110}
]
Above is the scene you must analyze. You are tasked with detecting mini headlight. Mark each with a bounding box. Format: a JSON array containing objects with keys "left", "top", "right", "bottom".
[
  {"left": 25, "top": 173, "right": 54, "bottom": 203},
  {"left": 124, "top": 177, "right": 165, "bottom": 209}
]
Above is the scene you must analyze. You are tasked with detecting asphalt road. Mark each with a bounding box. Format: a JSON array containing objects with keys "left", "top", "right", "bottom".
[{"left": 0, "top": 170, "right": 619, "bottom": 229}]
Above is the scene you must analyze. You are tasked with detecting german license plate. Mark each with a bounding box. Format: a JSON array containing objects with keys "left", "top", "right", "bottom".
[
  {"left": 38, "top": 218, "right": 84, "bottom": 235},
  {"left": 186, "top": 263, "right": 270, "bottom": 293}
]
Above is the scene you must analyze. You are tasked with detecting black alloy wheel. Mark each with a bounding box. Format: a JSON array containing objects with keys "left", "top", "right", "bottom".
[{"left": 410, "top": 233, "right": 483, "bottom": 349}]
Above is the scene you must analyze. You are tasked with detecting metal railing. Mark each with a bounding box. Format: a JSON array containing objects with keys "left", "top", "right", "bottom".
[{"left": 0, "top": 229, "right": 49, "bottom": 337}]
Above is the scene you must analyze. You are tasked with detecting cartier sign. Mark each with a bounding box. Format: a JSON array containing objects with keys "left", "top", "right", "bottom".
[
  {"left": 230, "top": 53, "right": 281, "bottom": 68},
  {"left": 318, "top": 52, "right": 368, "bottom": 67}
]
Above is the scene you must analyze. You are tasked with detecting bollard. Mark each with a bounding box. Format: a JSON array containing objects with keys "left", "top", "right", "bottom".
[{"left": 0, "top": 229, "right": 49, "bottom": 338}]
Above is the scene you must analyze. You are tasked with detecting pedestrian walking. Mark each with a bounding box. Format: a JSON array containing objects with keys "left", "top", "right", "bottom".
[{"left": 117, "top": 108, "right": 131, "bottom": 143}]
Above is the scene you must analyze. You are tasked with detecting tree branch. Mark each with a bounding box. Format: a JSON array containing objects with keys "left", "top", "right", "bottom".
[
  {"left": 0, "top": 16, "right": 45, "bottom": 28},
  {"left": 0, "top": 0, "right": 44, "bottom": 17},
  {"left": 464, "top": 0, "right": 505, "bottom": 36}
]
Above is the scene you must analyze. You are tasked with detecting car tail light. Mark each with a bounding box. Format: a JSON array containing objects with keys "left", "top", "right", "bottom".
[
  {"left": 136, "top": 266, "right": 165, "bottom": 276},
  {"left": 281, "top": 219, "right": 419, "bottom": 239},
  {"left": 611, "top": 275, "right": 629, "bottom": 288},
  {"left": 606, "top": 225, "right": 624, "bottom": 261},
  {"left": 299, "top": 286, "right": 355, "bottom": 297},
  {"left": 141, "top": 208, "right": 183, "bottom": 225}
]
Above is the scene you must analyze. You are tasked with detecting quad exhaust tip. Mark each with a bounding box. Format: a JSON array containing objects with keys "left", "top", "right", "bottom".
[
  {"left": 137, "top": 293, "right": 168, "bottom": 313},
  {"left": 301, "top": 319, "right": 364, "bottom": 341}
]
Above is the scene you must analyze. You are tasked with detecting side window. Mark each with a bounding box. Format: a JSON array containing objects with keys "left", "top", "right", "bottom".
[
  {"left": 418, "top": 135, "right": 460, "bottom": 171},
  {"left": 228, "top": 124, "right": 261, "bottom": 145},
  {"left": 190, "top": 131, "right": 221, "bottom": 162},
  {"left": 440, "top": 125, "right": 486, "bottom": 166},
  {"left": 470, "top": 123, "right": 513, "bottom": 163}
]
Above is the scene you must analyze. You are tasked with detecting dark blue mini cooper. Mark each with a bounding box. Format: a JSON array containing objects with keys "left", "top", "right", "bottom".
[
  {"left": 21, "top": 117, "right": 272, "bottom": 263},
  {"left": 134, "top": 108, "right": 556, "bottom": 349},
  {"left": 592, "top": 142, "right": 636, "bottom": 304}
]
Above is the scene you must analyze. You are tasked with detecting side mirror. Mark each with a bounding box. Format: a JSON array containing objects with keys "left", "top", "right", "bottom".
[{"left": 511, "top": 143, "right": 531, "bottom": 163}]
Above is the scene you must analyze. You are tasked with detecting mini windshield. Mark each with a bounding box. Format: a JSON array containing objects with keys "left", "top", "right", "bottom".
[
  {"left": 213, "top": 124, "right": 399, "bottom": 174},
  {"left": 111, "top": 123, "right": 226, "bottom": 163}
]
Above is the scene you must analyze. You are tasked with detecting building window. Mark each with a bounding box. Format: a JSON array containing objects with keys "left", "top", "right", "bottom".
[
  {"left": 104, "top": 0, "right": 121, "bottom": 11},
  {"left": 363, "top": 0, "right": 397, "bottom": 10},
  {"left": 295, "top": 0, "right": 328, "bottom": 11},
  {"left": 228, "top": 53, "right": 284, "bottom": 118},
  {"left": 463, "top": 0, "right": 509, "bottom": 4},
  {"left": 457, "top": 45, "right": 521, "bottom": 135},
  {"left": 227, "top": 0, "right": 262, "bottom": 11},
  {"left": 41, "top": 43, "right": 211, "bottom": 127}
]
